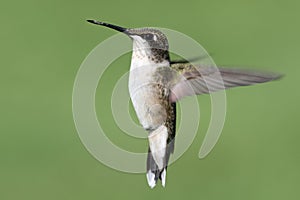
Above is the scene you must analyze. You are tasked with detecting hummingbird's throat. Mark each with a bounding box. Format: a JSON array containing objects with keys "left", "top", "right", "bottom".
[{"left": 131, "top": 49, "right": 169, "bottom": 67}]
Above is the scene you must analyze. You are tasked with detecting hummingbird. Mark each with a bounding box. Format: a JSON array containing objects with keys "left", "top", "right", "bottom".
[{"left": 87, "top": 19, "right": 282, "bottom": 188}]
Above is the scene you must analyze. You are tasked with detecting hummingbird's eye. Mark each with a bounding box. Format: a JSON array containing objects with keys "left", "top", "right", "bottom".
[{"left": 144, "top": 34, "right": 154, "bottom": 40}]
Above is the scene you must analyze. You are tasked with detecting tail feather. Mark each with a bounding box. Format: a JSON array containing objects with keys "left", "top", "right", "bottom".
[{"left": 146, "top": 149, "right": 160, "bottom": 188}]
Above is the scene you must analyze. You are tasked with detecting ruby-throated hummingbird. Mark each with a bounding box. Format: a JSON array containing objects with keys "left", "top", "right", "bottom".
[{"left": 87, "top": 19, "right": 282, "bottom": 188}]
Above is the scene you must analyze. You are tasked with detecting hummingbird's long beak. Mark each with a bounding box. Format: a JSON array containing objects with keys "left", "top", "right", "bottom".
[{"left": 86, "top": 19, "right": 128, "bottom": 33}]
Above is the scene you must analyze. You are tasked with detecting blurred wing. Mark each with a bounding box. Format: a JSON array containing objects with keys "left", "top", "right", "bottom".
[{"left": 169, "top": 63, "right": 282, "bottom": 102}]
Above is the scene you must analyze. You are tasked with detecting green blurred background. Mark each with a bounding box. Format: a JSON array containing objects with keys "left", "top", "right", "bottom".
[{"left": 1, "top": 0, "right": 299, "bottom": 199}]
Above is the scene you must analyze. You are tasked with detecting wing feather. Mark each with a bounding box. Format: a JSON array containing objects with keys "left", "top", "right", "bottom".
[{"left": 169, "top": 63, "right": 282, "bottom": 102}]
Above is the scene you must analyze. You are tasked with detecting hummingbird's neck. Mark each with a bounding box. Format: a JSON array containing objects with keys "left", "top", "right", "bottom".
[{"left": 130, "top": 37, "right": 170, "bottom": 70}]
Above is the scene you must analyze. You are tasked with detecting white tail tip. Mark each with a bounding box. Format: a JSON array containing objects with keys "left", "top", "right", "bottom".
[
  {"left": 161, "top": 168, "right": 166, "bottom": 187},
  {"left": 146, "top": 170, "right": 156, "bottom": 188}
]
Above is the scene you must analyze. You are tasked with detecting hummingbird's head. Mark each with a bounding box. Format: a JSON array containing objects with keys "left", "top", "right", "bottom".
[
  {"left": 126, "top": 28, "right": 169, "bottom": 50},
  {"left": 87, "top": 20, "right": 170, "bottom": 62}
]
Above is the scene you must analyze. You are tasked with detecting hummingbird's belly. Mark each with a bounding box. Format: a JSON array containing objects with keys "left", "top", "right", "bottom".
[
  {"left": 130, "top": 87, "right": 168, "bottom": 130},
  {"left": 129, "top": 68, "right": 169, "bottom": 130}
]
